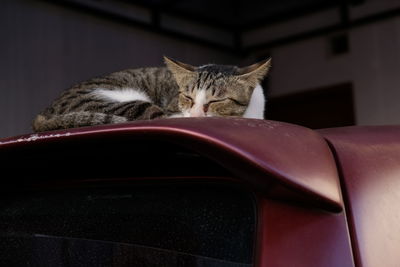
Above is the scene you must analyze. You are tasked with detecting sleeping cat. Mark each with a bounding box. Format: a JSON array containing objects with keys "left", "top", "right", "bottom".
[{"left": 32, "top": 56, "right": 271, "bottom": 132}]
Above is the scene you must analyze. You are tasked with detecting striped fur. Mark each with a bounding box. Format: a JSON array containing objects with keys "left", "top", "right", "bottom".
[{"left": 33, "top": 57, "right": 271, "bottom": 132}]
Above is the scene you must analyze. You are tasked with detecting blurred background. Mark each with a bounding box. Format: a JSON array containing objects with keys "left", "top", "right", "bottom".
[{"left": 1, "top": 0, "right": 400, "bottom": 138}]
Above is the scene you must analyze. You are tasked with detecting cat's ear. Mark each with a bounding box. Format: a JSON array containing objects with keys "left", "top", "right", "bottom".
[
  {"left": 164, "top": 56, "right": 196, "bottom": 87},
  {"left": 236, "top": 58, "right": 271, "bottom": 87}
]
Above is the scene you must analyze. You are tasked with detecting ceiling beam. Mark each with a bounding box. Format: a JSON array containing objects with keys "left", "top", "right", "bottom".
[
  {"left": 40, "top": 0, "right": 237, "bottom": 54},
  {"left": 37, "top": 0, "right": 400, "bottom": 56},
  {"left": 118, "top": 0, "right": 236, "bottom": 31},
  {"left": 238, "top": 1, "right": 341, "bottom": 32},
  {"left": 245, "top": 6, "right": 400, "bottom": 53}
]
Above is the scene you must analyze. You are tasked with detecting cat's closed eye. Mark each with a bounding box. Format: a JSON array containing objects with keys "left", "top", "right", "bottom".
[
  {"left": 207, "top": 98, "right": 245, "bottom": 107},
  {"left": 227, "top": 98, "right": 247, "bottom": 106},
  {"left": 181, "top": 94, "right": 193, "bottom": 101},
  {"left": 207, "top": 99, "right": 225, "bottom": 105},
  {"left": 179, "top": 93, "right": 194, "bottom": 108}
]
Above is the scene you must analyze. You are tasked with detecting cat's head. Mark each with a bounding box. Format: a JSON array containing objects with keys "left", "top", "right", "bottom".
[{"left": 164, "top": 56, "right": 271, "bottom": 117}]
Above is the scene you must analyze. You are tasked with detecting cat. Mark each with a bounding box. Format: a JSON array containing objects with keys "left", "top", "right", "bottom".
[{"left": 32, "top": 56, "right": 271, "bottom": 132}]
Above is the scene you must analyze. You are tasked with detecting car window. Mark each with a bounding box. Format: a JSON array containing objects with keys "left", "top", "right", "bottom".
[{"left": 0, "top": 183, "right": 255, "bottom": 266}]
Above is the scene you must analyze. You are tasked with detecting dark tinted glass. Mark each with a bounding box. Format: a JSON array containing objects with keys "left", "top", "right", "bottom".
[{"left": 0, "top": 184, "right": 255, "bottom": 266}]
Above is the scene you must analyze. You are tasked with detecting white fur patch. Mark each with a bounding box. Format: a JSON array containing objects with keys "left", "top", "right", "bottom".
[
  {"left": 186, "top": 90, "right": 207, "bottom": 117},
  {"left": 93, "top": 88, "right": 151, "bottom": 103},
  {"left": 243, "top": 84, "right": 265, "bottom": 119}
]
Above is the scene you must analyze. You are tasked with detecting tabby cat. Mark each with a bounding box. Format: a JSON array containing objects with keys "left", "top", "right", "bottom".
[{"left": 32, "top": 56, "right": 271, "bottom": 132}]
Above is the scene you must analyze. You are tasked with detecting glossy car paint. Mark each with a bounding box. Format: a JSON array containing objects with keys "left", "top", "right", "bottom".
[
  {"left": 0, "top": 118, "right": 342, "bottom": 212},
  {"left": 255, "top": 197, "right": 353, "bottom": 267},
  {"left": 320, "top": 126, "right": 400, "bottom": 267},
  {"left": 1, "top": 118, "right": 399, "bottom": 266}
]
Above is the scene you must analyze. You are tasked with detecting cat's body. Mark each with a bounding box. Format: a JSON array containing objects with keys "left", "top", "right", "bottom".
[
  {"left": 33, "top": 67, "right": 179, "bottom": 132},
  {"left": 33, "top": 57, "right": 271, "bottom": 132}
]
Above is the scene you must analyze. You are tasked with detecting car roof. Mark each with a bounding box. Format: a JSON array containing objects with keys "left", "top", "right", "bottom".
[
  {"left": 0, "top": 118, "right": 342, "bottom": 212},
  {"left": 319, "top": 125, "right": 400, "bottom": 267}
]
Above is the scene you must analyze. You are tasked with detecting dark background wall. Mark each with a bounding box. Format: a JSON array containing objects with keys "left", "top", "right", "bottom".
[
  {"left": 0, "top": 0, "right": 237, "bottom": 137},
  {"left": 2, "top": 0, "right": 400, "bottom": 138}
]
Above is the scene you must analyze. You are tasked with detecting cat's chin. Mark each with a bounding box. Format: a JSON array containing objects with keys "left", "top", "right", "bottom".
[
  {"left": 167, "top": 113, "right": 185, "bottom": 118},
  {"left": 167, "top": 112, "right": 216, "bottom": 118}
]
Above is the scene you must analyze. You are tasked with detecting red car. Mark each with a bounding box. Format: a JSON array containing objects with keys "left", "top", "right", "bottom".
[{"left": 0, "top": 118, "right": 399, "bottom": 267}]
